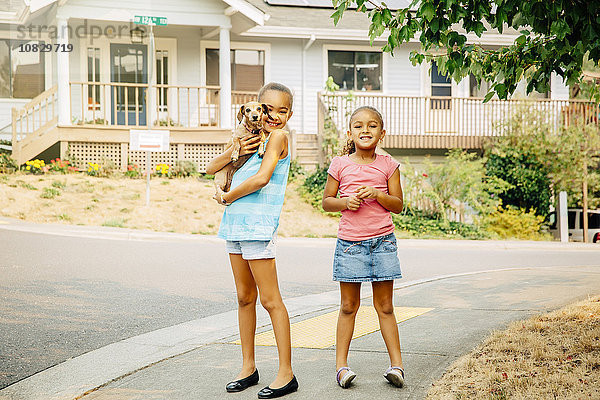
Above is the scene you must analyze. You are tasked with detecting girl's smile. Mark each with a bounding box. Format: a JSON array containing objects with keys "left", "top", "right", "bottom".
[
  {"left": 348, "top": 109, "right": 385, "bottom": 151},
  {"left": 260, "top": 90, "right": 293, "bottom": 132}
]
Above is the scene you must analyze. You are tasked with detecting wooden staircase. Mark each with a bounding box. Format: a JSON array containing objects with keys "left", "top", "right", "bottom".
[
  {"left": 295, "top": 134, "right": 320, "bottom": 171},
  {"left": 11, "top": 85, "right": 59, "bottom": 165}
]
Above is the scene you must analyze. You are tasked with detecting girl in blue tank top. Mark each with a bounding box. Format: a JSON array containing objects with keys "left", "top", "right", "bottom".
[{"left": 205, "top": 82, "right": 297, "bottom": 398}]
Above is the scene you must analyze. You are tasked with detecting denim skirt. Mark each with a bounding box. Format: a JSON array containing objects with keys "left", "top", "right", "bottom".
[{"left": 332, "top": 232, "right": 402, "bottom": 282}]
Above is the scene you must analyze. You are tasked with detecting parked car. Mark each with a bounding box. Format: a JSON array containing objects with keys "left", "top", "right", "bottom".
[{"left": 548, "top": 209, "right": 600, "bottom": 243}]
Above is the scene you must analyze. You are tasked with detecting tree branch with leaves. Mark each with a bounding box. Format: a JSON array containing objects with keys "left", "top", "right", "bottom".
[{"left": 331, "top": 0, "right": 600, "bottom": 102}]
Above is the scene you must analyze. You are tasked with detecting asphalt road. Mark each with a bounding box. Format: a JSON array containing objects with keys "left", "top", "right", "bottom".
[{"left": 2, "top": 223, "right": 600, "bottom": 389}]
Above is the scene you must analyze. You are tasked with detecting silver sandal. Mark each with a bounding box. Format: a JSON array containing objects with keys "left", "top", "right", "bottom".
[
  {"left": 336, "top": 366, "right": 356, "bottom": 388},
  {"left": 384, "top": 366, "right": 404, "bottom": 388}
]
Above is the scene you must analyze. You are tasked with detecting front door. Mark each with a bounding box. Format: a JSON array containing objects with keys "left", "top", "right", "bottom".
[{"left": 110, "top": 44, "right": 147, "bottom": 125}]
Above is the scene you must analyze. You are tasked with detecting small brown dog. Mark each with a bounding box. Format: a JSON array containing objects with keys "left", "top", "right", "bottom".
[{"left": 214, "top": 101, "right": 268, "bottom": 197}]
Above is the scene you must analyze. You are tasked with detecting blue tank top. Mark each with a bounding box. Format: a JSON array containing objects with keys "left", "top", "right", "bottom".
[{"left": 217, "top": 138, "right": 291, "bottom": 241}]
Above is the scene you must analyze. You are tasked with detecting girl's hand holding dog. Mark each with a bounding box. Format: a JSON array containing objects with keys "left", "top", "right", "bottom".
[{"left": 239, "top": 134, "right": 261, "bottom": 156}]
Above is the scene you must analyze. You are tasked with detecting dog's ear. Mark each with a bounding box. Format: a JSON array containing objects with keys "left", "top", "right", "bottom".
[
  {"left": 237, "top": 105, "right": 245, "bottom": 123},
  {"left": 261, "top": 104, "right": 274, "bottom": 121}
]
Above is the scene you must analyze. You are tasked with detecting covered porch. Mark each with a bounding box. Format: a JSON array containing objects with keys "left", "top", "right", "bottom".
[
  {"left": 11, "top": 84, "right": 257, "bottom": 171},
  {"left": 10, "top": 0, "right": 267, "bottom": 171}
]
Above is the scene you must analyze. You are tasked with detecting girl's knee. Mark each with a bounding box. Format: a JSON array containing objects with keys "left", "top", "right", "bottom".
[
  {"left": 374, "top": 301, "right": 394, "bottom": 316},
  {"left": 340, "top": 300, "right": 360, "bottom": 315},
  {"left": 259, "top": 295, "right": 284, "bottom": 312},
  {"left": 237, "top": 290, "right": 258, "bottom": 307}
]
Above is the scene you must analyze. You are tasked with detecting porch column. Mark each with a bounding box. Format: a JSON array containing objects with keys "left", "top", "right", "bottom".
[
  {"left": 550, "top": 72, "right": 569, "bottom": 100},
  {"left": 219, "top": 27, "right": 232, "bottom": 129},
  {"left": 56, "top": 17, "right": 70, "bottom": 126}
]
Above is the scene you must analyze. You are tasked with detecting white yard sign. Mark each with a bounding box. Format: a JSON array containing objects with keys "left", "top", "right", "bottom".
[
  {"left": 129, "top": 129, "right": 170, "bottom": 152},
  {"left": 129, "top": 129, "right": 170, "bottom": 205}
]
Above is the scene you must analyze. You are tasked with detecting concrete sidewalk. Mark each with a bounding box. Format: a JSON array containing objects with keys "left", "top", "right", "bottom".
[{"left": 3, "top": 263, "right": 600, "bottom": 400}]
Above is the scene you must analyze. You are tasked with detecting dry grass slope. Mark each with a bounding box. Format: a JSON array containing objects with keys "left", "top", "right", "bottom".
[
  {"left": 427, "top": 296, "right": 600, "bottom": 400},
  {"left": 0, "top": 173, "right": 339, "bottom": 237}
]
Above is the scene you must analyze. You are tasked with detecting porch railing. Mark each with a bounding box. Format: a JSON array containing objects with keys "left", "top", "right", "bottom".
[
  {"left": 68, "top": 84, "right": 276, "bottom": 130},
  {"left": 231, "top": 91, "right": 258, "bottom": 126},
  {"left": 319, "top": 92, "right": 599, "bottom": 138},
  {"left": 69, "top": 82, "right": 221, "bottom": 128},
  {"left": 12, "top": 85, "right": 58, "bottom": 142}
]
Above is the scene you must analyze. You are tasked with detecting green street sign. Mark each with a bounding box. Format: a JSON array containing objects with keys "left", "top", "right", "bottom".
[{"left": 134, "top": 15, "right": 168, "bottom": 26}]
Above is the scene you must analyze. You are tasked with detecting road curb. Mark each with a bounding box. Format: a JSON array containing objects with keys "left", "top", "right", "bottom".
[{"left": 1, "top": 217, "right": 599, "bottom": 251}]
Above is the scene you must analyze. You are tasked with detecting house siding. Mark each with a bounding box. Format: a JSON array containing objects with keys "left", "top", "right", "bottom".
[
  {"left": 268, "top": 39, "right": 303, "bottom": 134},
  {"left": 0, "top": 100, "right": 29, "bottom": 137},
  {"left": 252, "top": 38, "right": 425, "bottom": 136},
  {"left": 384, "top": 43, "right": 422, "bottom": 96}
]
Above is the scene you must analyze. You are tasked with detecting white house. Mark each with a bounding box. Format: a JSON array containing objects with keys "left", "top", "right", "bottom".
[{"left": 0, "top": 0, "right": 588, "bottom": 171}]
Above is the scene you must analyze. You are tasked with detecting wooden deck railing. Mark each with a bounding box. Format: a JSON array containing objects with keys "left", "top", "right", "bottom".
[
  {"left": 69, "top": 82, "right": 222, "bottom": 128},
  {"left": 319, "top": 92, "right": 599, "bottom": 140},
  {"left": 68, "top": 83, "right": 264, "bottom": 129},
  {"left": 12, "top": 85, "right": 58, "bottom": 143}
]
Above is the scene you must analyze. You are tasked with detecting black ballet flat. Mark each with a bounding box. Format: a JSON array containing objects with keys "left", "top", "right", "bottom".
[
  {"left": 257, "top": 376, "right": 298, "bottom": 399},
  {"left": 226, "top": 369, "right": 259, "bottom": 393}
]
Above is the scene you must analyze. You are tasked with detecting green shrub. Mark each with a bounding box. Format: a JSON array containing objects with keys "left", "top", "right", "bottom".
[
  {"left": 486, "top": 151, "right": 551, "bottom": 217},
  {"left": 392, "top": 210, "right": 490, "bottom": 240},
  {"left": 480, "top": 206, "right": 550, "bottom": 240},
  {"left": 0, "top": 153, "right": 17, "bottom": 170},
  {"left": 297, "top": 166, "right": 341, "bottom": 218},
  {"left": 299, "top": 167, "right": 329, "bottom": 210},
  {"left": 288, "top": 159, "right": 306, "bottom": 182},
  {"left": 0, "top": 139, "right": 12, "bottom": 155},
  {"left": 403, "top": 150, "right": 508, "bottom": 220}
]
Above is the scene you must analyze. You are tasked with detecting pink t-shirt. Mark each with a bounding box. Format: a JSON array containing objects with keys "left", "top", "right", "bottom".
[{"left": 328, "top": 154, "right": 400, "bottom": 241}]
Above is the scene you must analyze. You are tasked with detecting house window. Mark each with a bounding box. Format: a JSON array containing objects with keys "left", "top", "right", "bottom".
[
  {"left": 469, "top": 74, "right": 493, "bottom": 99},
  {"left": 87, "top": 47, "right": 100, "bottom": 109},
  {"left": 0, "top": 39, "right": 45, "bottom": 99},
  {"left": 156, "top": 50, "right": 168, "bottom": 111},
  {"left": 328, "top": 50, "right": 381, "bottom": 91},
  {"left": 205, "top": 48, "right": 265, "bottom": 91},
  {"left": 431, "top": 61, "right": 451, "bottom": 109}
]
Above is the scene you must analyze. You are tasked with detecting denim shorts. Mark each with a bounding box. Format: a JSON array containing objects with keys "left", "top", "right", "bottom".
[
  {"left": 225, "top": 235, "right": 276, "bottom": 260},
  {"left": 333, "top": 232, "right": 402, "bottom": 282}
]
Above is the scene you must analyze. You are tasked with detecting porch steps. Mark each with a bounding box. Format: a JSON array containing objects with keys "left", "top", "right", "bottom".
[
  {"left": 11, "top": 86, "right": 59, "bottom": 164},
  {"left": 14, "top": 122, "right": 59, "bottom": 164},
  {"left": 295, "top": 134, "right": 320, "bottom": 171}
]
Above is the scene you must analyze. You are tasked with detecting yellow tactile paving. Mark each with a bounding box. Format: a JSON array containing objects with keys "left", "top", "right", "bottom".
[{"left": 232, "top": 306, "right": 433, "bottom": 349}]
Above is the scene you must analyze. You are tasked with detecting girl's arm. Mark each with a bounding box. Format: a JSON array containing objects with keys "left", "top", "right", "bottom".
[
  {"left": 205, "top": 134, "right": 261, "bottom": 175},
  {"left": 355, "top": 168, "right": 404, "bottom": 213},
  {"left": 322, "top": 175, "right": 362, "bottom": 212},
  {"left": 221, "top": 130, "right": 288, "bottom": 204}
]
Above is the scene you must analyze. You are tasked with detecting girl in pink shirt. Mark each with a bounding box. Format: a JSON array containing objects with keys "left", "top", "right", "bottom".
[{"left": 322, "top": 105, "right": 405, "bottom": 389}]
